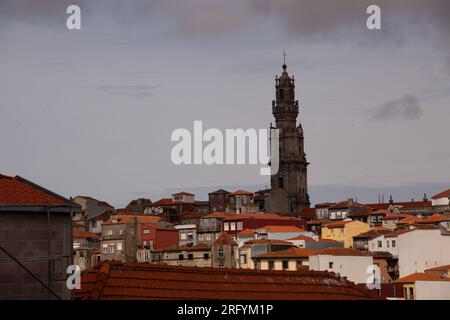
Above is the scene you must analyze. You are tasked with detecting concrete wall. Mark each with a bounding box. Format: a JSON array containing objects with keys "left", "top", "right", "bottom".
[
  {"left": 0, "top": 211, "right": 72, "bottom": 300},
  {"left": 397, "top": 229, "right": 450, "bottom": 278},
  {"left": 415, "top": 281, "right": 450, "bottom": 300},
  {"left": 369, "top": 235, "right": 399, "bottom": 256},
  {"left": 309, "top": 254, "right": 373, "bottom": 284}
]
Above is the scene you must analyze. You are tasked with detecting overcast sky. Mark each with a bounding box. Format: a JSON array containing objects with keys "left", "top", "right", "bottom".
[{"left": 1, "top": 0, "right": 449, "bottom": 207}]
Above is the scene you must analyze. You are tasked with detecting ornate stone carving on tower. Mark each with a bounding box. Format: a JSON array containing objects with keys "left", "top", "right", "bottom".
[{"left": 268, "top": 62, "right": 310, "bottom": 215}]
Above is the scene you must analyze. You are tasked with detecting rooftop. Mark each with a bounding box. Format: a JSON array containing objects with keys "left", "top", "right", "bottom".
[
  {"left": 0, "top": 174, "right": 76, "bottom": 207},
  {"left": 254, "top": 247, "right": 318, "bottom": 259},
  {"left": 259, "top": 225, "right": 305, "bottom": 233},
  {"left": 315, "top": 248, "right": 367, "bottom": 257},
  {"left": 396, "top": 272, "right": 450, "bottom": 283},
  {"left": 75, "top": 261, "right": 379, "bottom": 300},
  {"left": 431, "top": 188, "right": 450, "bottom": 200}
]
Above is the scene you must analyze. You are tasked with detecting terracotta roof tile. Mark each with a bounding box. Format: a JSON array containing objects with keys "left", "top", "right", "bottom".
[
  {"left": 76, "top": 261, "right": 380, "bottom": 300},
  {"left": 396, "top": 272, "right": 450, "bottom": 283},
  {"left": 260, "top": 225, "right": 305, "bottom": 233},
  {"left": 172, "top": 192, "right": 195, "bottom": 196},
  {"left": 254, "top": 247, "right": 318, "bottom": 259},
  {"left": 315, "top": 248, "right": 367, "bottom": 256},
  {"left": 214, "top": 233, "right": 237, "bottom": 246},
  {"left": 0, "top": 174, "right": 74, "bottom": 206},
  {"left": 230, "top": 189, "right": 253, "bottom": 196},
  {"left": 425, "top": 264, "right": 450, "bottom": 272},
  {"left": 431, "top": 189, "right": 450, "bottom": 200},
  {"left": 73, "top": 231, "right": 99, "bottom": 239}
]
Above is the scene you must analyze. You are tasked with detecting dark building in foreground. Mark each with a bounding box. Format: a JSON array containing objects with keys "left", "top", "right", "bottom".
[
  {"left": 76, "top": 260, "right": 379, "bottom": 300},
  {"left": 0, "top": 174, "right": 79, "bottom": 300}
]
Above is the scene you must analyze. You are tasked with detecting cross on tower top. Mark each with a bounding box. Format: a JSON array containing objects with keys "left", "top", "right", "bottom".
[{"left": 282, "top": 50, "right": 287, "bottom": 71}]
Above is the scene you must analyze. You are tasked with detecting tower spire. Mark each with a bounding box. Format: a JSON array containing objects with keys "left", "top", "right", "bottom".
[{"left": 282, "top": 50, "right": 287, "bottom": 70}]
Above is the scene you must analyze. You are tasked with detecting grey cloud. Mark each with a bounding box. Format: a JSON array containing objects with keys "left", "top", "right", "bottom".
[
  {"left": 371, "top": 95, "right": 423, "bottom": 121},
  {"left": 250, "top": 0, "right": 450, "bottom": 36},
  {"left": 97, "top": 84, "right": 159, "bottom": 98}
]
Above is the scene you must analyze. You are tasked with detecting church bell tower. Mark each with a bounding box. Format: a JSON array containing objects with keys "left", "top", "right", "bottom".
[{"left": 268, "top": 60, "right": 310, "bottom": 215}]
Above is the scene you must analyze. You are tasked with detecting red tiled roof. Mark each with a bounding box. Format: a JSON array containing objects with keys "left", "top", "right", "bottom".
[
  {"left": 260, "top": 225, "right": 305, "bottom": 233},
  {"left": 382, "top": 213, "right": 411, "bottom": 221},
  {"left": 397, "top": 215, "right": 423, "bottom": 224},
  {"left": 384, "top": 229, "right": 409, "bottom": 237},
  {"left": 75, "top": 261, "right": 380, "bottom": 300},
  {"left": 214, "top": 233, "right": 237, "bottom": 246},
  {"left": 315, "top": 248, "right": 367, "bottom": 256},
  {"left": 254, "top": 247, "right": 318, "bottom": 259},
  {"left": 425, "top": 264, "right": 450, "bottom": 272},
  {"left": 172, "top": 192, "right": 194, "bottom": 196},
  {"left": 230, "top": 189, "right": 253, "bottom": 196},
  {"left": 203, "top": 212, "right": 230, "bottom": 219},
  {"left": 73, "top": 231, "right": 99, "bottom": 239},
  {"left": 0, "top": 174, "right": 74, "bottom": 206},
  {"left": 431, "top": 189, "right": 450, "bottom": 200},
  {"left": 307, "top": 218, "right": 331, "bottom": 225},
  {"left": 419, "top": 214, "right": 443, "bottom": 224},
  {"left": 238, "top": 229, "right": 255, "bottom": 236},
  {"left": 151, "top": 198, "right": 175, "bottom": 206},
  {"left": 371, "top": 209, "right": 391, "bottom": 216},
  {"left": 324, "top": 221, "right": 353, "bottom": 229},
  {"left": 396, "top": 272, "right": 450, "bottom": 283},
  {"left": 353, "top": 228, "right": 391, "bottom": 240},
  {"left": 222, "top": 213, "right": 293, "bottom": 221}
]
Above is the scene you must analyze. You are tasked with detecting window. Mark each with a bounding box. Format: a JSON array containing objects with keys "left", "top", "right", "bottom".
[
  {"left": 387, "top": 241, "right": 390, "bottom": 248},
  {"left": 203, "top": 253, "right": 209, "bottom": 260},
  {"left": 109, "top": 244, "right": 116, "bottom": 253},
  {"left": 240, "top": 254, "right": 247, "bottom": 264},
  {"left": 224, "top": 223, "right": 229, "bottom": 231},
  {"left": 230, "top": 222, "right": 236, "bottom": 231},
  {"left": 143, "top": 229, "right": 150, "bottom": 234},
  {"left": 117, "top": 243, "right": 123, "bottom": 252},
  {"left": 268, "top": 260, "right": 275, "bottom": 270},
  {"left": 107, "top": 229, "right": 113, "bottom": 236},
  {"left": 179, "top": 254, "right": 184, "bottom": 260},
  {"left": 187, "top": 232, "right": 194, "bottom": 240},
  {"left": 218, "top": 248, "right": 224, "bottom": 258},
  {"left": 180, "top": 233, "right": 187, "bottom": 240},
  {"left": 282, "top": 260, "right": 289, "bottom": 270},
  {"left": 278, "top": 177, "right": 284, "bottom": 190},
  {"left": 237, "top": 221, "right": 243, "bottom": 230},
  {"left": 377, "top": 241, "right": 382, "bottom": 248},
  {"left": 198, "top": 234, "right": 204, "bottom": 242},
  {"left": 102, "top": 244, "right": 108, "bottom": 253},
  {"left": 329, "top": 262, "right": 334, "bottom": 269},
  {"left": 392, "top": 240, "right": 396, "bottom": 248},
  {"left": 143, "top": 240, "right": 147, "bottom": 246},
  {"left": 188, "top": 253, "right": 194, "bottom": 260}
]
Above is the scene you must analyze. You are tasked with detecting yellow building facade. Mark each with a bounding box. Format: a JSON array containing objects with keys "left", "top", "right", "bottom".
[{"left": 321, "top": 220, "right": 370, "bottom": 248}]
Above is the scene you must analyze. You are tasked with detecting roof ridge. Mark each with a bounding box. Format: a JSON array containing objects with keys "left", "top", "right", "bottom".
[{"left": 89, "top": 261, "right": 112, "bottom": 300}]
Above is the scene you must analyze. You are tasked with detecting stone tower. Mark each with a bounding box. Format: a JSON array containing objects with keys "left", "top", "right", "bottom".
[{"left": 268, "top": 63, "right": 310, "bottom": 215}]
